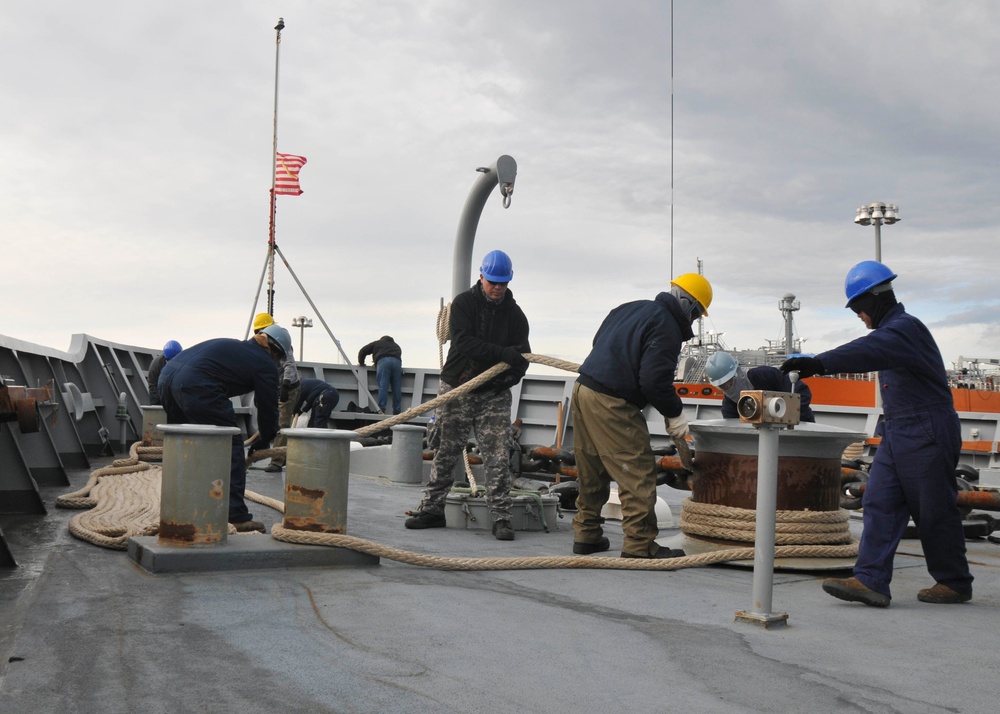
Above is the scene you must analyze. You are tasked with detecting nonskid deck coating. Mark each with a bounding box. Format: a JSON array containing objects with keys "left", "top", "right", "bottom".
[{"left": 1, "top": 459, "right": 998, "bottom": 713}]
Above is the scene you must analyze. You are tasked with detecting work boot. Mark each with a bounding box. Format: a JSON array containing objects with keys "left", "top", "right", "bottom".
[
  {"left": 917, "top": 583, "right": 972, "bottom": 604},
  {"left": 404, "top": 511, "right": 446, "bottom": 529},
  {"left": 231, "top": 519, "right": 266, "bottom": 534},
  {"left": 621, "top": 546, "right": 685, "bottom": 559},
  {"left": 573, "top": 536, "right": 611, "bottom": 555},
  {"left": 264, "top": 462, "right": 283, "bottom": 473},
  {"left": 492, "top": 519, "right": 515, "bottom": 541},
  {"left": 822, "top": 577, "right": 891, "bottom": 607}
]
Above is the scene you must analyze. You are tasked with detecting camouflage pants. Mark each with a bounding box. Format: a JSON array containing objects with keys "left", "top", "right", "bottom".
[
  {"left": 268, "top": 382, "right": 301, "bottom": 467},
  {"left": 419, "top": 382, "right": 513, "bottom": 521}
]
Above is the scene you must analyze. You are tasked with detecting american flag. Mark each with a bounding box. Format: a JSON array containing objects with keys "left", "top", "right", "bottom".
[{"left": 274, "top": 153, "right": 307, "bottom": 195}]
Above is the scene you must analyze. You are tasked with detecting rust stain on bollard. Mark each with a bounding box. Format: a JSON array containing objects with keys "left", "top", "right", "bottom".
[
  {"left": 158, "top": 521, "right": 198, "bottom": 543},
  {"left": 692, "top": 451, "right": 841, "bottom": 512},
  {"left": 209, "top": 479, "right": 224, "bottom": 499},
  {"left": 284, "top": 483, "right": 344, "bottom": 533},
  {"left": 285, "top": 484, "right": 327, "bottom": 503},
  {"left": 283, "top": 517, "right": 344, "bottom": 533}
]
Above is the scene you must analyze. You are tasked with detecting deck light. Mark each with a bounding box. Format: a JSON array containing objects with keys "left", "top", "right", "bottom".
[
  {"left": 291, "top": 316, "right": 313, "bottom": 359},
  {"left": 854, "top": 201, "right": 900, "bottom": 262}
]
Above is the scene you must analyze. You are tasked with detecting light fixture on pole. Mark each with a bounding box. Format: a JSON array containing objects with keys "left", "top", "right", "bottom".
[
  {"left": 853, "top": 201, "right": 900, "bottom": 262},
  {"left": 291, "top": 316, "right": 313, "bottom": 359}
]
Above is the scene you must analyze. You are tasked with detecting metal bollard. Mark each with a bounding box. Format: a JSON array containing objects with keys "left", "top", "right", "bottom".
[
  {"left": 140, "top": 405, "right": 167, "bottom": 446},
  {"left": 389, "top": 424, "right": 426, "bottom": 484},
  {"left": 157, "top": 424, "right": 240, "bottom": 546},
  {"left": 282, "top": 428, "right": 356, "bottom": 533}
]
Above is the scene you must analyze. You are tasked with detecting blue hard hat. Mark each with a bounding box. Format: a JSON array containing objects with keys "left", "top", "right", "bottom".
[
  {"left": 261, "top": 324, "right": 292, "bottom": 358},
  {"left": 480, "top": 250, "right": 513, "bottom": 283},
  {"left": 706, "top": 351, "right": 739, "bottom": 387},
  {"left": 844, "top": 260, "right": 897, "bottom": 306},
  {"left": 163, "top": 340, "right": 182, "bottom": 360}
]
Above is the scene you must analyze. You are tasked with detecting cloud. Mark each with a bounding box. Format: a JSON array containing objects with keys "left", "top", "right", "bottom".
[{"left": 3, "top": 0, "right": 999, "bottom": 375}]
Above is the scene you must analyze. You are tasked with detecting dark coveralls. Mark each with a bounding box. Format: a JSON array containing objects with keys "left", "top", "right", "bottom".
[
  {"left": 573, "top": 292, "right": 693, "bottom": 556},
  {"left": 158, "top": 338, "right": 280, "bottom": 524},
  {"left": 294, "top": 378, "right": 340, "bottom": 429},
  {"left": 817, "top": 303, "right": 973, "bottom": 598},
  {"left": 720, "top": 365, "right": 816, "bottom": 422}
]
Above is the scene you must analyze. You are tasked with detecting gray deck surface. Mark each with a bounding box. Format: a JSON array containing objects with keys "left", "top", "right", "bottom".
[{"left": 1, "top": 458, "right": 998, "bottom": 713}]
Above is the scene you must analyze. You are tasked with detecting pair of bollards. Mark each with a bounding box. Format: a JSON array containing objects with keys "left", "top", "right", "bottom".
[
  {"left": 151, "top": 420, "right": 426, "bottom": 547},
  {"left": 155, "top": 425, "right": 352, "bottom": 546}
]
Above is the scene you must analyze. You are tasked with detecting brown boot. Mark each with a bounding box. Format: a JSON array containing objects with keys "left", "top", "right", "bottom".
[
  {"left": 231, "top": 519, "right": 266, "bottom": 534},
  {"left": 822, "top": 576, "right": 891, "bottom": 607},
  {"left": 917, "top": 583, "right": 971, "bottom": 604}
]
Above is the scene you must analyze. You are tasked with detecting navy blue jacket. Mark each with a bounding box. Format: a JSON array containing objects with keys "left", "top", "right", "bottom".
[
  {"left": 578, "top": 292, "right": 693, "bottom": 418},
  {"left": 817, "top": 303, "right": 954, "bottom": 417},
  {"left": 720, "top": 366, "right": 816, "bottom": 421},
  {"left": 295, "top": 378, "right": 339, "bottom": 412},
  {"left": 441, "top": 282, "right": 531, "bottom": 393},
  {"left": 159, "top": 338, "right": 281, "bottom": 442}
]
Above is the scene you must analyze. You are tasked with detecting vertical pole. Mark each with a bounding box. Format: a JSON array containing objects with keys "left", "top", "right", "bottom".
[
  {"left": 874, "top": 220, "right": 882, "bottom": 263},
  {"left": 267, "top": 18, "right": 285, "bottom": 316},
  {"left": 751, "top": 425, "right": 779, "bottom": 611},
  {"left": 669, "top": 0, "right": 674, "bottom": 280},
  {"left": 735, "top": 423, "right": 789, "bottom": 628}
]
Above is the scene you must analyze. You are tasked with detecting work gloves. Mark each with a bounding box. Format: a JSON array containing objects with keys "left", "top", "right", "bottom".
[
  {"left": 501, "top": 347, "right": 529, "bottom": 370},
  {"left": 280, "top": 379, "right": 291, "bottom": 402},
  {"left": 780, "top": 356, "right": 825, "bottom": 379},
  {"left": 247, "top": 438, "right": 268, "bottom": 458},
  {"left": 665, "top": 414, "right": 689, "bottom": 441},
  {"left": 665, "top": 414, "right": 694, "bottom": 470}
]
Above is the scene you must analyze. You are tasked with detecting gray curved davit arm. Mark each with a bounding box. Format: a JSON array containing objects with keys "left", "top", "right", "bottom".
[{"left": 450, "top": 155, "right": 517, "bottom": 299}]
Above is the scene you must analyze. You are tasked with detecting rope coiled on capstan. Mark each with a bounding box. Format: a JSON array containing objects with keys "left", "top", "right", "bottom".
[{"left": 679, "top": 498, "right": 857, "bottom": 550}]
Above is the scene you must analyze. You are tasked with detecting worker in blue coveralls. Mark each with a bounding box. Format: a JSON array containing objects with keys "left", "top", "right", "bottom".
[
  {"left": 706, "top": 351, "right": 815, "bottom": 422},
  {"left": 782, "top": 260, "right": 973, "bottom": 606},
  {"left": 158, "top": 324, "right": 291, "bottom": 533},
  {"left": 294, "top": 378, "right": 340, "bottom": 429}
]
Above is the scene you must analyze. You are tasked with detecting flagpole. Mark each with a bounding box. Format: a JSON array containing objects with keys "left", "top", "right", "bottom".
[{"left": 267, "top": 17, "right": 285, "bottom": 316}]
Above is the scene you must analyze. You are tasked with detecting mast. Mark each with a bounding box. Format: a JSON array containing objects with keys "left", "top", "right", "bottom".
[{"left": 266, "top": 17, "right": 285, "bottom": 316}]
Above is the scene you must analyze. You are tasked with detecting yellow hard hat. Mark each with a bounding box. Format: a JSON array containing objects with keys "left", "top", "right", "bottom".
[
  {"left": 670, "top": 273, "right": 713, "bottom": 316},
  {"left": 253, "top": 312, "right": 275, "bottom": 332}
]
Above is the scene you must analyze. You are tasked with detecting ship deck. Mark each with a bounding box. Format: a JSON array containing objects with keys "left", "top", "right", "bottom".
[{"left": 2, "top": 458, "right": 998, "bottom": 713}]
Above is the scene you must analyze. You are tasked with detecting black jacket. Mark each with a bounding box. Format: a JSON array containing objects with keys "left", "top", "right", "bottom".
[
  {"left": 577, "top": 292, "right": 693, "bottom": 418},
  {"left": 358, "top": 336, "right": 402, "bottom": 366},
  {"left": 441, "top": 283, "right": 531, "bottom": 393}
]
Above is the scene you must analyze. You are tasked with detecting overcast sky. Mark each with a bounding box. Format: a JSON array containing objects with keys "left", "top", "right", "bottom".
[{"left": 4, "top": 1, "right": 1000, "bottom": 376}]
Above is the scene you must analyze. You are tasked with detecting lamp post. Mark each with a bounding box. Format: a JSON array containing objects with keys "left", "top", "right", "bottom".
[
  {"left": 291, "top": 316, "right": 312, "bottom": 359},
  {"left": 853, "top": 202, "right": 900, "bottom": 262}
]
